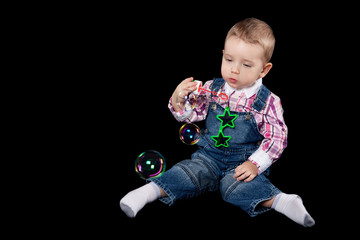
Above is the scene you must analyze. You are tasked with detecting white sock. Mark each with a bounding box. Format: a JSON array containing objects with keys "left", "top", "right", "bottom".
[
  {"left": 120, "top": 182, "right": 161, "bottom": 218},
  {"left": 272, "top": 193, "right": 315, "bottom": 227}
]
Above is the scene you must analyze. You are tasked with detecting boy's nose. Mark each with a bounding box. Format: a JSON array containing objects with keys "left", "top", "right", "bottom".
[{"left": 231, "top": 65, "right": 240, "bottom": 74}]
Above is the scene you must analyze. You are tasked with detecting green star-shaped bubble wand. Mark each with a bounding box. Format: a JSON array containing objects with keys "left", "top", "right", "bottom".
[
  {"left": 216, "top": 106, "right": 238, "bottom": 129},
  {"left": 211, "top": 130, "right": 232, "bottom": 148}
]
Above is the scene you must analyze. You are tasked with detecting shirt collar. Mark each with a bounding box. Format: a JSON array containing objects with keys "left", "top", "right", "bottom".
[{"left": 224, "top": 78, "right": 263, "bottom": 98}]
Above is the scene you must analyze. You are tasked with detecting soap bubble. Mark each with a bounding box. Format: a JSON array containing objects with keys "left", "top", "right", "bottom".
[
  {"left": 179, "top": 94, "right": 211, "bottom": 112},
  {"left": 183, "top": 94, "right": 197, "bottom": 111},
  {"left": 177, "top": 90, "right": 197, "bottom": 111},
  {"left": 179, "top": 123, "right": 201, "bottom": 145},
  {"left": 135, "top": 150, "right": 166, "bottom": 179}
]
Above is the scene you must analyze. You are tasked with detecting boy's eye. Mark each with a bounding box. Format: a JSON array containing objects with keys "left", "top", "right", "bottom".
[
  {"left": 243, "top": 64, "right": 251, "bottom": 68},
  {"left": 226, "top": 58, "right": 232, "bottom": 62}
]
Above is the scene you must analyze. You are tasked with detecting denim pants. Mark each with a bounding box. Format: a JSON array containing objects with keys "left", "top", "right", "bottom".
[{"left": 151, "top": 79, "right": 281, "bottom": 216}]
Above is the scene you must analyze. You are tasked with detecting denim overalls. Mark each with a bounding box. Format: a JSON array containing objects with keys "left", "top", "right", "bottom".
[{"left": 151, "top": 78, "right": 281, "bottom": 217}]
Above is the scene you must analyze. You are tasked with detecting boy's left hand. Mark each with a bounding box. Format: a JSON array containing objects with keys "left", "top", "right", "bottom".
[{"left": 233, "top": 161, "right": 258, "bottom": 182}]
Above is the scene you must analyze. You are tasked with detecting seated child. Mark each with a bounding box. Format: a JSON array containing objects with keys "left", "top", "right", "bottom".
[{"left": 120, "top": 17, "right": 315, "bottom": 227}]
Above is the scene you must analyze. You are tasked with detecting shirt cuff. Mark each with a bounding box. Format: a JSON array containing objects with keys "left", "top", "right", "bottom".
[{"left": 248, "top": 148, "right": 272, "bottom": 174}]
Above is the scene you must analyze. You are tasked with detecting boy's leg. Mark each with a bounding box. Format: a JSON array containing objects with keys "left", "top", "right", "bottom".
[
  {"left": 151, "top": 158, "right": 219, "bottom": 206},
  {"left": 159, "top": 187, "right": 167, "bottom": 197},
  {"left": 120, "top": 156, "right": 219, "bottom": 217},
  {"left": 270, "top": 193, "right": 315, "bottom": 227},
  {"left": 120, "top": 182, "right": 161, "bottom": 218},
  {"left": 220, "top": 172, "right": 280, "bottom": 217},
  {"left": 220, "top": 173, "right": 315, "bottom": 227}
]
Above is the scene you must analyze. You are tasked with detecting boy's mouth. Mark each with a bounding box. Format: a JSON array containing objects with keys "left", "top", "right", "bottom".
[{"left": 229, "top": 78, "right": 237, "bottom": 84}]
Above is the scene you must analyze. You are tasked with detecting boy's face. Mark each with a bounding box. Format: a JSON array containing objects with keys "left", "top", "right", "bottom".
[{"left": 221, "top": 37, "right": 272, "bottom": 89}]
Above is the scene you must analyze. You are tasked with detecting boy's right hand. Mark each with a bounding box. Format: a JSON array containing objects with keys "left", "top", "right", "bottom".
[{"left": 171, "top": 77, "right": 198, "bottom": 112}]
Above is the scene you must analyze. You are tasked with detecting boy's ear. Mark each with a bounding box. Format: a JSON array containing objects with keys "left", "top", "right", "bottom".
[{"left": 259, "top": 63, "right": 273, "bottom": 78}]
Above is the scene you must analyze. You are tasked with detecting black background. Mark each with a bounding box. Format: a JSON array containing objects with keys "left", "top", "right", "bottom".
[{"left": 62, "top": 3, "right": 350, "bottom": 238}]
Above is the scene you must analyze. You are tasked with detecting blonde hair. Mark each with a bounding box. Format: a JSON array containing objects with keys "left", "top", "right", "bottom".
[{"left": 226, "top": 18, "right": 275, "bottom": 62}]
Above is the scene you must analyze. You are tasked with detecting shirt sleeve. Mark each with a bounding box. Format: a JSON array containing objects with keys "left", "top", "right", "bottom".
[
  {"left": 248, "top": 94, "right": 288, "bottom": 174},
  {"left": 168, "top": 80, "right": 213, "bottom": 122}
]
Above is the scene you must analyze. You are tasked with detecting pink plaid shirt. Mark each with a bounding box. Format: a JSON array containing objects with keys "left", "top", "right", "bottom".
[{"left": 169, "top": 79, "right": 288, "bottom": 174}]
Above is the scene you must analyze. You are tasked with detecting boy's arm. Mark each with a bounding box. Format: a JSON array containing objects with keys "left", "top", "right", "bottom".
[
  {"left": 248, "top": 94, "right": 288, "bottom": 174},
  {"left": 168, "top": 80, "right": 212, "bottom": 122}
]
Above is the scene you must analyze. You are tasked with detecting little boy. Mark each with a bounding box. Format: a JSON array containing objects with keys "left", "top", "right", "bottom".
[{"left": 120, "top": 18, "right": 315, "bottom": 227}]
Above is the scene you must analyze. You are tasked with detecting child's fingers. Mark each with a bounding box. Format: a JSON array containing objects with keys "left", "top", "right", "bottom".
[
  {"left": 178, "top": 89, "right": 190, "bottom": 99},
  {"left": 182, "top": 78, "right": 197, "bottom": 91},
  {"left": 234, "top": 169, "right": 253, "bottom": 182},
  {"left": 243, "top": 173, "right": 256, "bottom": 182},
  {"left": 186, "top": 82, "right": 198, "bottom": 91},
  {"left": 176, "top": 77, "right": 197, "bottom": 100},
  {"left": 182, "top": 77, "right": 194, "bottom": 84},
  {"left": 233, "top": 167, "right": 243, "bottom": 179}
]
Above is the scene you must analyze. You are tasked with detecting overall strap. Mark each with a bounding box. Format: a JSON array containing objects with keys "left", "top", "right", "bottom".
[
  {"left": 252, "top": 84, "right": 271, "bottom": 111},
  {"left": 210, "top": 78, "right": 225, "bottom": 92}
]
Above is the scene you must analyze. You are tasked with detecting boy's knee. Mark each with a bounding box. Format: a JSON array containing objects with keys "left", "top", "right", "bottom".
[
  {"left": 220, "top": 174, "right": 241, "bottom": 201},
  {"left": 220, "top": 174, "right": 262, "bottom": 202}
]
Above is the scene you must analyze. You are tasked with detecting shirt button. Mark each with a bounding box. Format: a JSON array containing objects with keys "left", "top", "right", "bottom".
[
  {"left": 245, "top": 115, "right": 251, "bottom": 120},
  {"left": 212, "top": 104, "right": 217, "bottom": 110},
  {"left": 204, "top": 129, "right": 208, "bottom": 134}
]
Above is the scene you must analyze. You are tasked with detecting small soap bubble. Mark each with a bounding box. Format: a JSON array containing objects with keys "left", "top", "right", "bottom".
[
  {"left": 183, "top": 94, "right": 197, "bottom": 111},
  {"left": 178, "top": 85, "right": 211, "bottom": 112},
  {"left": 135, "top": 150, "right": 166, "bottom": 179},
  {"left": 179, "top": 123, "right": 201, "bottom": 145}
]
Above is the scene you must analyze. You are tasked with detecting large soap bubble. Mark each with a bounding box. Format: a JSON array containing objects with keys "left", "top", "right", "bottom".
[{"left": 135, "top": 150, "right": 166, "bottom": 179}]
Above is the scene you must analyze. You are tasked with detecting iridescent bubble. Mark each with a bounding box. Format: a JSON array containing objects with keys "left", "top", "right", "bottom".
[
  {"left": 183, "top": 94, "right": 197, "bottom": 111},
  {"left": 179, "top": 123, "right": 201, "bottom": 145},
  {"left": 177, "top": 90, "right": 197, "bottom": 111},
  {"left": 135, "top": 150, "right": 166, "bottom": 179}
]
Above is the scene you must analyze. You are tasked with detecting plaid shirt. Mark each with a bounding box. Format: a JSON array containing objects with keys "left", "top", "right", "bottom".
[{"left": 169, "top": 79, "right": 288, "bottom": 174}]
